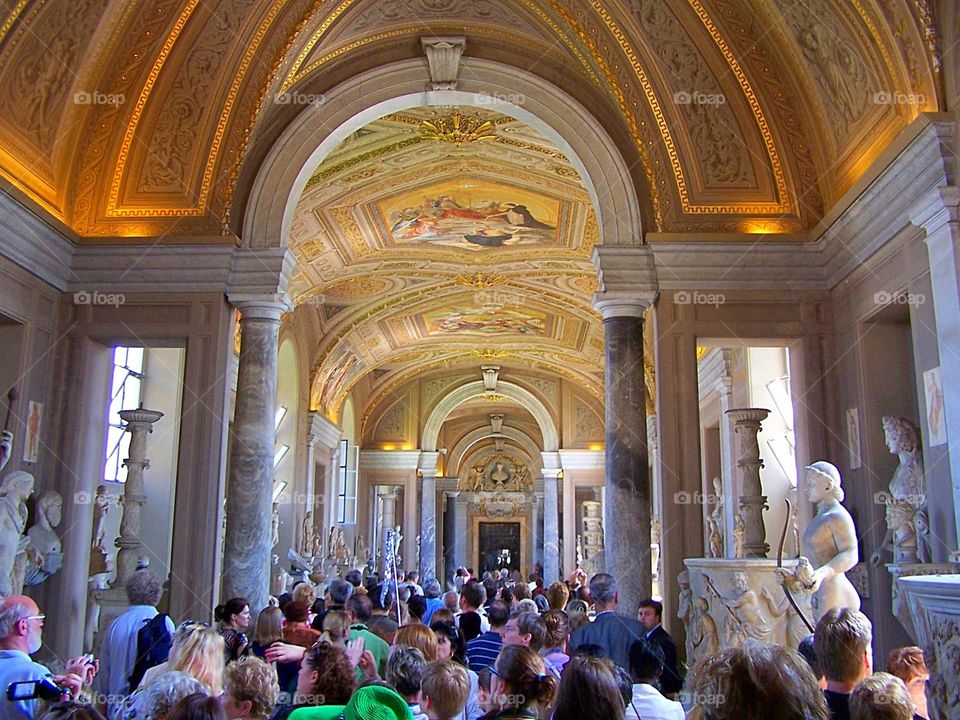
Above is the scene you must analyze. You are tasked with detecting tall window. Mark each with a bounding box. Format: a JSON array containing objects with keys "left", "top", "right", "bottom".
[
  {"left": 337, "top": 439, "right": 358, "bottom": 523},
  {"left": 104, "top": 346, "right": 145, "bottom": 482}
]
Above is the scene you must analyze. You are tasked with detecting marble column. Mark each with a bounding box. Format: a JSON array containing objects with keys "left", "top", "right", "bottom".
[
  {"left": 542, "top": 453, "right": 561, "bottom": 583},
  {"left": 531, "top": 494, "right": 541, "bottom": 573},
  {"left": 913, "top": 187, "right": 960, "bottom": 550},
  {"left": 443, "top": 491, "right": 459, "bottom": 581},
  {"left": 50, "top": 337, "right": 112, "bottom": 658},
  {"left": 726, "top": 408, "right": 770, "bottom": 558},
  {"left": 114, "top": 407, "right": 164, "bottom": 585},
  {"left": 595, "top": 296, "right": 653, "bottom": 612},
  {"left": 418, "top": 451, "right": 440, "bottom": 580},
  {"left": 380, "top": 486, "right": 399, "bottom": 534},
  {"left": 455, "top": 497, "right": 468, "bottom": 572},
  {"left": 222, "top": 296, "right": 287, "bottom": 613}
]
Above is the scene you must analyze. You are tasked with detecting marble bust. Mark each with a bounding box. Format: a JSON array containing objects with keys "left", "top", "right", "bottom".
[
  {"left": 792, "top": 461, "right": 861, "bottom": 619},
  {"left": 0, "top": 470, "right": 34, "bottom": 595},
  {"left": 24, "top": 489, "right": 63, "bottom": 585},
  {"left": 871, "top": 416, "right": 925, "bottom": 565}
]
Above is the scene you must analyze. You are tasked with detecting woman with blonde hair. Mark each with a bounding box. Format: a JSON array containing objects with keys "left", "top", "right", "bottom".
[
  {"left": 291, "top": 584, "right": 317, "bottom": 626},
  {"left": 221, "top": 656, "right": 279, "bottom": 720},
  {"left": 319, "top": 609, "right": 350, "bottom": 647},
  {"left": 166, "top": 626, "right": 227, "bottom": 696},
  {"left": 250, "top": 607, "right": 297, "bottom": 699},
  {"left": 395, "top": 623, "right": 439, "bottom": 662}
]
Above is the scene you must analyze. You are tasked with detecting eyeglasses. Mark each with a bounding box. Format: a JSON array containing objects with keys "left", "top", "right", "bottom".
[
  {"left": 22, "top": 615, "right": 44, "bottom": 623},
  {"left": 487, "top": 665, "right": 503, "bottom": 680}
]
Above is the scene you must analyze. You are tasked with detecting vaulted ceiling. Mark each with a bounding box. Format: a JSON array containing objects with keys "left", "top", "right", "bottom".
[{"left": 0, "top": 0, "right": 942, "bottom": 240}]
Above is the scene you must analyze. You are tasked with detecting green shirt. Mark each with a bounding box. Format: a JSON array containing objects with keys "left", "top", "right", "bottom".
[{"left": 349, "top": 624, "right": 390, "bottom": 677}]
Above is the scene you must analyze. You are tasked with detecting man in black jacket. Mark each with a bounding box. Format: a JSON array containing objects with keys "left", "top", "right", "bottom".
[
  {"left": 568, "top": 573, "right": 647, "bottom": 672},
  {"left": 637, "top": 598, "right": 683, "bottom": 695}
]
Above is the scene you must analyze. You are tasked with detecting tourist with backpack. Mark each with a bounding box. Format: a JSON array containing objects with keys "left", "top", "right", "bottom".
[{"left": 96, "top": 570, "right": 174, "bottom": 719}]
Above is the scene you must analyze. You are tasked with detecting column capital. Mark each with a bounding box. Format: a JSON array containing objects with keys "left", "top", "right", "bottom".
[
  {"left": 444, "top": 490, "right": 461, "bottom": 500},
  {"left": 911, "top": 186, "right": 960, "bottom": 234},
  {"left": 305, "top": 410, "right": 341, "bottom": 449},
  {"left": 418, "top": 451, "right": 441, "bottom": 477},
  {"left": 228, "top": 293, "right": 291, "bottom": 321},
  {"left": 592, "top": 245, "right": 660, "bottom": 294}
]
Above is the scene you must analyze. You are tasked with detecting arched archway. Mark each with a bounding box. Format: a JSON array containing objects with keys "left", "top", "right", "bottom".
[
  {"left": 422, "top": 380, "right": 559, "bottom": 453},
  {"left": 243, "top": 58, "right": 642, "bottom": 249}
]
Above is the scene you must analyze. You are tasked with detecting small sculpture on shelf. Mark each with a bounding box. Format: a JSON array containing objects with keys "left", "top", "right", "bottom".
[
  {"left": 732, "top": 513, "right": 745, "bottom": 559},
  {"left": 24, "top": 489, "right": 63, "bottom": 586},
  {"left": 872, "top": 416, "right": 926, "bottom": 566},
  {"left": 0, "top": 470, "right": 33, "bottom": 595}
]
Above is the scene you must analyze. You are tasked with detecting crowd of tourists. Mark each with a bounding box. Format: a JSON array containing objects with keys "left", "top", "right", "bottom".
[{"left": 0, "top": 567, "right": 932, "bottom": 720}]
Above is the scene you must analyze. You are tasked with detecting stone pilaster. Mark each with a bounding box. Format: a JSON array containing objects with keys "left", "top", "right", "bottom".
[
  {"left": 222, "top": 296, "right": 287, "bottom": 613},
  {"left": 912, "top": 186, "right": 960, "bottom": 550},
  {"left": 594, "top": 289, "right": 656, "bottom": 612},
  {"left": 443, "top": 491, "right": 459, "bottom": 581},
  {"left": 418, "top": 452, "right": 440, "bottom": 580},
  {"left": 542, "top": 451, "right": 562, "bottom": 583}
]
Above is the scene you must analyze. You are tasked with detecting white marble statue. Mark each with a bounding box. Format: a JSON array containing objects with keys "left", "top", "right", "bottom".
[
  {"left": 707, "top": 477, "right": 724, "bottom": 558},
  {"left": 677, "top": 570, "right": 694, "bottom": 664},
  {"left": 732, "top": 513, "right": 745, "bottom": 559},
  {"left": 0, "top": 470, "right": 34, "bottom": 595},
  {"left": 469, "top": 465, "right": 485, "bottom": 493},
  {"left": 301, "top": 511, "right": 315, "bottom": 556},
  {"left": 690, "top": 596, "right": 719, "bottom": 665},
  {"left": 271, "top": 503, "right": 280, "bottom": 550},
  {"left": 24, "top": 489, "right": 63, "bottom": 585},
  {"left": 783, "top": 461, "right": 860, "bottom": 620},
  {"left": 0, "top": 430, "right": 12, "bottom": 472},
  {"left": 872, "top": 416, "right": 925, "bottom": 565}
]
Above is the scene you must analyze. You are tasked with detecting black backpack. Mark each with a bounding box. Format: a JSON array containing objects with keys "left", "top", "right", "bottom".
[{"left": 128, "top": 613, "right": 172, "bottom": 691}]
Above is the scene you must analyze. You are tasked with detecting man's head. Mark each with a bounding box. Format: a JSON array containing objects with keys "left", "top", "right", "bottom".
[
  {"left": 386, "top": 646, "right": 427, "bottom": 702},
  {"left": 0, "top": 596, "right": 43, "bottom": 654},
  {"left": 486, "top": 600, "right": 510, "bottom": 631},
  {"left": 126, "top": 569, "right": 164, "bottom": 606},
  {"left": 442, "top": 591, "right": 459, "bottom": 612},
  {"left": 459, "top": 581, "right": 486, "bottom": 612},
  {"left": 424, "top": 578, "right": 442, "bottom": 600},
  {"left": 502, "top": 612, "right": 546, "bottom": 650},
  {"left": 814, "top": 608, "right": 873, "bottom": 685},
  {"left": 344, "top": 569, "right": 362, "bottom": 588},
  {"left": 628, "top": 639, "right": 665, "bottom": 684},
  {"left": 849, "top": 673, "right": 913, "bottom": 720},
  {"left": 886, "top": 645, "right": 929, "bottom": 709},
  {"left": 328, "top": 578, "right": 354, "bottom": 606},
  {"left": 588, "top": 573, "right": 618, "bottom": 610},
  {"left": 637, "top": 598, "right": 662, "bottom": 631},
  {"left": 346, "top": 593, "right": 373, "bottom": 624},
  {"left": 406, "top": 570, "right": 420, "bottom": 584},
  {"left": 419, "top": 660, "right": 470, "bottom": 720},
  {"left": 546, "top": 582, "right": 569, "bottom": 611}
]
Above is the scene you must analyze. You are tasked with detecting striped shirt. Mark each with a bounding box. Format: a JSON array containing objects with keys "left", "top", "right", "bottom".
[{"left": 466, "top": 630, "right": 503, "bottom": 672}]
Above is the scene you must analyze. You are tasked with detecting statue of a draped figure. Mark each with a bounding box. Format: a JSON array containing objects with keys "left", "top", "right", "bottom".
[{"left": 871, "top": 416, "right": 925, "bottom": 566}]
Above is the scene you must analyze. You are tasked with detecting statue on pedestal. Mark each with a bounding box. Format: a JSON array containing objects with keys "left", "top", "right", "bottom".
[
  {"left": 90, "top": 485, "right": 116, "bottom": 575},
  {"left": 271, "top": 503, "right": 280, "bottom": 550},
  {"left": 0, "top": 470, "right": 33, "bottom": 595},
  {"left": 782, "top": 461, "right": 860, "bottom": 620},
  {"left": 707, "top": 477, "right": 724, "bottom": 559},
  {"left": 677, "top": 570, "right": 694, "bottom": 664},
  {"left": 732, "top": 514, "right": 745, "bottom": 559},
  {"left": 300, "top": 511, "right": 315, "bottom": 556},
  {"left": 872, "top": 416, "right": 925, "bottom": 565},
  {"left": 24, "top": 489, "right": 63, "bottom": 585}
]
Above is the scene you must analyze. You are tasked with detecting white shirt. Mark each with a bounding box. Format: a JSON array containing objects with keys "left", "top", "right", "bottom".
[
  {"left": 625, "top": 683, "right": 685, "bottom": 720},
  {"left": 455, "top": 610, "right": 490, "bottom": 634},
  {"left": 95, "top": 605, "right": 175, "bottom": 718}
]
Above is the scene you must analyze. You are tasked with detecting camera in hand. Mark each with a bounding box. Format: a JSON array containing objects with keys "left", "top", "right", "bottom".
[{"left": 6, "top": 677, "right": 65, "bottom": 702}]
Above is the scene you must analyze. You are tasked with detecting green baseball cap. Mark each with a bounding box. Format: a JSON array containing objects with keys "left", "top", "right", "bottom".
[{"left": 288, "top": 685, "right": 414, "bottom": 720}]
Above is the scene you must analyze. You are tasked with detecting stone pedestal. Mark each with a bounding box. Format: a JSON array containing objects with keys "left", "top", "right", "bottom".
[
  {"left": 898, "top": 574, "right": 960, "bottom": 720},
  {"left": 888, "top": 562, "right": 958, "bottom": 638},
  {"left": 222, "top": 297, "right": 286, "bottom": 613},
  {"left": 114, "top": 407, "right": 164, "bottom": 585},
  {"left": 684, "top": 558, "right": 812, "bottom": 669},
  {"left": 726, "top": 408, "right": 771, "bottom": 558}
]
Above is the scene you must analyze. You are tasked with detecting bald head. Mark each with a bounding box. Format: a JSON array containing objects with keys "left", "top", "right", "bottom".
[{"left": 0, "top": 595, "right": 43, "bottom": 653}]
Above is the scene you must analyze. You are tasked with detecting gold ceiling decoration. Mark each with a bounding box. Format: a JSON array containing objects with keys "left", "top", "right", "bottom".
[
  {"left": 420, "top": 112, "right": 497, "bottom": 147},
  {"left": 454, "top": 273, "right": 506, "bottom": 290}
]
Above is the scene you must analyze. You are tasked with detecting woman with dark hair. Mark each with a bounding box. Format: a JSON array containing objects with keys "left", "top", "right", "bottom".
[
  {"left": 552, "top": 656, "right": 624, "bottom": 720},
  {"left": 488, "top": 645, "right": 557, "bottom": 720},
  {"left": 281, "top": 602, "right": 321, "bottom": 648},
  {"left": 407, "top": 595, "right": 428, "bottom": 624},
  {"left": 269, "top": 641, "right": 357, "bottom": 720},
  {"left": 167, "top": 693, "right": 227, "bottom": 720},
  {"left": 215, "top": 598, "right": 251, "bottom": 662},
  {"left": 431, "top": 623, "right": 483, "bottom": 720},
  {"left": 249, "top": 607, "right": 298, "bottom": 698}
]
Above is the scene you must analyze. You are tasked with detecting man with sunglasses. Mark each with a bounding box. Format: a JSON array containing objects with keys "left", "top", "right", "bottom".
[{"left": 0, "top": 595, "right": 97, "bottom": 719}]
